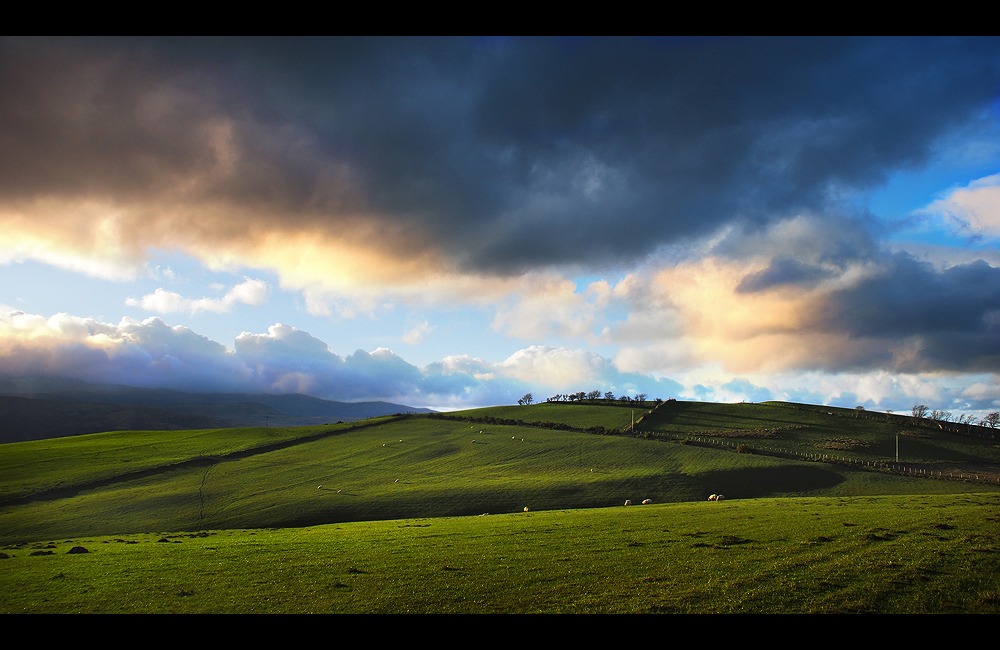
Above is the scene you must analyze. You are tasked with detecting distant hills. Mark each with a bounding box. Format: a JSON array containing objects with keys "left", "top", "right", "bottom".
[{"left": 0, "top": 377, "right": 433, "bottom": 443}]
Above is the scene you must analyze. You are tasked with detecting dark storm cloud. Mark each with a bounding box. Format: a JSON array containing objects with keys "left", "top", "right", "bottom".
[
  {"left": 3, "top": 37, "right": 1000, "bottom": 272},
  {"left": 736, "top": 257, "right": 836, "bottom": 292},
  {"left": 820, "top": 255, "right": 1000, "bottom": 372}
]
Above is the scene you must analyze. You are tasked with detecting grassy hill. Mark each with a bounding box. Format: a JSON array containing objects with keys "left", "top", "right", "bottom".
[
  {"left": 3, "top": 401, "right": 998, "bottom": 544},
  {"left": 2, "top": 400, "right": 999, "bottom": 612}
]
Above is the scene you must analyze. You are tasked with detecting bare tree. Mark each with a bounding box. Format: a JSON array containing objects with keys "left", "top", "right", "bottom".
[
  {"left": 604, "top": 391, "right": 615, "bottom": 401},
  {"left": 912, "top": 404, "right": 929, "bottom": 425},
  {"left": 985, "top": 411, "right": 1000, "bottom": 428},
  {"left": 520, "top": 393, "right": 533, "bottom": 406},
  {"left": 855, "top": 405, "right": 865, "bottom": 419}
]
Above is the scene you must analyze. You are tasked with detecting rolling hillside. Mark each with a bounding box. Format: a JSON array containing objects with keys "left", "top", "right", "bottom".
[{"left": 2, "top": 401, "right": 998, "bottom": 544}]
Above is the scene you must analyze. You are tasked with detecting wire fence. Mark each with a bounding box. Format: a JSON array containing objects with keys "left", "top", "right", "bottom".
[{"left": 658, "top": 434, "right": 1000, "bottom": 486}]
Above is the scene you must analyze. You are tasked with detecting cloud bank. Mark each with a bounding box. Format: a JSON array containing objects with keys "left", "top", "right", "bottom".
[
  {"left": 4, "top": 307, "right": 996, "bottom": 415},
  {"left": 3, "top": 38, "right": 999, "bottom": 296},
  {"left": 0, "top": 309, "right": 680, "bottom": 408}
]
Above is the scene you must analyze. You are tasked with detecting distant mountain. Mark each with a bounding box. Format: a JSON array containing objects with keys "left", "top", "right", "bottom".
[
  {"left": 0, "top": 395, "right": 232, "bottom": 443},
  {"left": 0, "top": 377, "right": 434, "bottom": 443}
]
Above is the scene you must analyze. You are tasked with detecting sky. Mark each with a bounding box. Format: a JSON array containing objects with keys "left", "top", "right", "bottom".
[{"left": 3, "top": 36, "right": 1000, "bottom": 415}]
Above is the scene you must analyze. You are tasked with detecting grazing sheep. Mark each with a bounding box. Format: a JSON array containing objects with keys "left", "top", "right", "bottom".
[
  {"left": 318, "top": 485, "right": 323, "bottom": 489},
  {"left": 642, "top": 499, "right": 652, "bottom": 504},
  {"left": 523, "top": 507, "right": 530, "bottom": 512},
  {"left": 716, "top": 494, "right": 725, "bottom": 501},
  {"left": 708, "top": 494, "right": 717, "bottom": 501},
  {"left": 624, "top": 500, "right": 632, "bottom": 506}
]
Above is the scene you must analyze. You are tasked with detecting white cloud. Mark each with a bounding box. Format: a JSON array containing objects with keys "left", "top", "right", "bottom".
[
  {"left": 491, "top": 276, "right": 614, "bottom": 342},
  {"left": 126, "top": 288, "right": 189, "bottom": 313},
  {"left": 402, "top": 321, "right": 435, "bottom": 345},
  {"left": 923, "top": 172, "right": 1000, "bottom": 237},
  {"left": 499, "top": 345, "right": 608, "bottom": 387},
  {"left": 126, "top": 278, "right": 268, "bottom": 315}
]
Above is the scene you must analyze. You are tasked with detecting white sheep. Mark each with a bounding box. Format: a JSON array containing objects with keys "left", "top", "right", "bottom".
[
  {"left": 642, "top": 499, "right": 652, "bottom": 504},
  {"left": 708, "top": 494, "right": 717, "bottom": 501},
  {"left": 523, "top": 506, "right": 530, "bottom": 512},
  {"left": 716, "top": 494, "right": 725, "bottom": 501},
  {"left": 624, "top": 500, "right": 632, "bottom": 506}
]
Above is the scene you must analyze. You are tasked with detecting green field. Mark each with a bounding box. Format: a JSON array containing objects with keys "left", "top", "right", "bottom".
[
  {"left": 2, "top": 401, "right": 999, "bottom": 612},
  {"left": 4, "top": 494, "right": 999, "bottom": 613}
]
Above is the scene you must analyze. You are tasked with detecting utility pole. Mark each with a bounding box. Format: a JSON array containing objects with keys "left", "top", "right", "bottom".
[{"left": 896, "top": 433, "right": 898, "bottom": 462}]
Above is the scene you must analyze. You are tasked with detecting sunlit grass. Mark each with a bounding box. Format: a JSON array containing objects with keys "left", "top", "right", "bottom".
[{"left": 3, "top": 493, "right": 998, "bottom": 613}]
